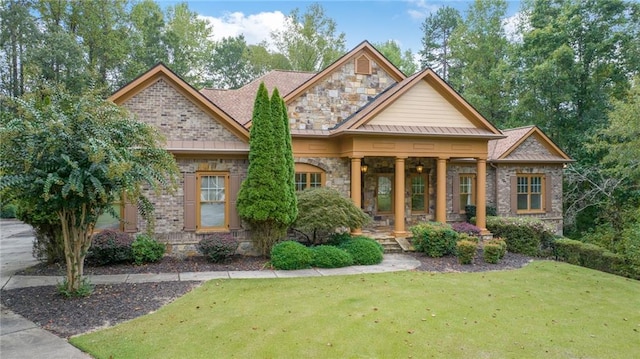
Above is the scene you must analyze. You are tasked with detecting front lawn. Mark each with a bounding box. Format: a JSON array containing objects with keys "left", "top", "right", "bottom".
[{"left": 71, "top": 261, "right": 640, "bottom": 358}]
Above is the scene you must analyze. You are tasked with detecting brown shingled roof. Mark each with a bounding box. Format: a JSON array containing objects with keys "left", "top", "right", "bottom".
[
  {"left": 200, "top": 70, "right": 315, "bottom": 126},
  {"left": 488, "top": 126, "right": 573, "bottom": 162}
]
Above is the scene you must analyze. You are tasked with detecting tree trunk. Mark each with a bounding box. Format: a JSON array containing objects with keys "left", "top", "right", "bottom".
[{"left": 58, "top": 207, "right": 93, "bottom": 293}]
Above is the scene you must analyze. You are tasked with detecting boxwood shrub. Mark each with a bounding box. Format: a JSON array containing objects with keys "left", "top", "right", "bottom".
[
  {"left": 483, "top": 238, "right": 507, "bottom": 264},
  {"left": 485, "top": 216, "right": 555, "bottom": 256},
  {"left": 131, "top": 234, "right": 165, "bottom": 265},
  {"left": 456, "top": 240, "right": 477, "bottom": 264},
  {"left": 410, "top": 222, "right": 458, "bottom": 257},
  {"left": 270, "top": 241, "right": 313, "bottom": 270},
  {"left": 88, "top": 230, "right": 134, "bottom": 265},
  {"left": 311, "top": 245, "right": 354, "bottom": 268},
  {"left": 339, "top": 236, "right": 383, "bottom": 265}
]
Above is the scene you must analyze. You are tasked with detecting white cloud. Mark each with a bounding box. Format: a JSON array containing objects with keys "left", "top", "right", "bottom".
[
  {"left": 405, "top": 0, "right": 440, "bottom": 21},
  {"left": 503, "top": 11, "right": 528, "bottom": 43},
  {"left": 198, "top": 11, "right": 287, "bottom": 47}
]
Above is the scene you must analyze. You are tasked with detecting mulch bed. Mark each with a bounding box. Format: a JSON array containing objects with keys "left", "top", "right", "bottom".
[{"left": 1, "top": 251, "right": 533, "bottom": 338}]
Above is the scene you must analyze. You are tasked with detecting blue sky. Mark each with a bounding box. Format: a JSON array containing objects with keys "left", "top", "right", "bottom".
[{"left": 160, "top": 1, "right": 522, "bottom": 53}]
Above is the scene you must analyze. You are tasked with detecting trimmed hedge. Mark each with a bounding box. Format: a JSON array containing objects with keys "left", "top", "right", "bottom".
[
  {"left": 410, "top": 222, "right": 458, "bottom": 257},
  {"left": 339, "top": 236, "right": 383, "bottom": 265},
  {"left": 456, "top": 240, "right": 477, "bottom": 264},
  {"left": 311, "top": 245, "right": 354, "bottom": 268},
  {"left": 485, "top": 216, "right": 555, "bottom": 256},
  {"left": 553, "top": 238, "right": 632, "bottom": 277},
  {"left": 483, "top": 238, "right": 507, "bottom": 264},
  {"left": 270, "top": 241, "right": 312, "bottom": 270}
]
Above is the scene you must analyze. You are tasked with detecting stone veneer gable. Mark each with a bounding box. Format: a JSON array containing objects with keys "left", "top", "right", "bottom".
[
  {"left": 507, "top": 135, "right": 552, "bottom": 157},
  {"left": 122, "top": 78, "right": 244, "bottom": 144},
  {"left": 287, "top": 59, "right": 397, "bottom": 130}
]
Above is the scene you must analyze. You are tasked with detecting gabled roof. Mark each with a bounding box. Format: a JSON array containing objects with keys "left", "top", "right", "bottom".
[
  {"left": 109, "top": 63, "right": 249, "bottom": 141},
  {"left": 488, "top": 125, "right": 573, "bottom": 163},
  {"left": 334, "top": 67, "right": 503, "bottom": 138},
  {"left": 282, "top": 41, "right": 406, "bottom": 103},
  {"left": 200, "top": 70, "right": 315, "bottom": 125}
]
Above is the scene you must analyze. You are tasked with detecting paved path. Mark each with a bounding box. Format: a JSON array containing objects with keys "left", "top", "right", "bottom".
[{"left": 0, "top": 219, "right": 420, "bottom": 358}]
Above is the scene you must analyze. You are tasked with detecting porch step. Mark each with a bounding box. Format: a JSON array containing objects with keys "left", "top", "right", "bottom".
[{"left": 376, "top": 238, "right": 405, "bottom": 254}]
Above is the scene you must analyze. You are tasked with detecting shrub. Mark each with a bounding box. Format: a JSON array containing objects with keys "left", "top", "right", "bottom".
[
  {"left": 131, "top": 234, "right": 166, "bottom": 265},
  {"left": 554, "top": 238, "right": 632, "bottom": 278},
  {"left": 0, "top": 202, "right": 16, "bottom": 218},
  {"left": 293, "top": 188, "right": 371, "bottom": 244},
  {"left": 456, "top": 240, "right": 477, "bottom": 264},
  {"left": 451, "top": 222, "right": 481, "bottom": 237},
  {"left": 485, "top": 216, "right": 555, "bottom": 256},
  {"left": 311, "top": 245, "right": 354, "bottom": 268},
  {"left": 410, "top": 222, "right": 459, "bottom": 257},
  {"left": 464, "top": 205, "right": 497, "bottom": 223},
  {"left": 483, "top": 243, "right": 503, "bottom": 264},
  {"left": 485, "top": 238, "right": 507, "bottom": 259},
  {"left": 87, "top": 230, "right": 134, "bottom": 265},
  {"left": 197, "top": 233, "right": 239, "bottom": 263},
  {"left": 458, "top": 233, "right": 479, "bottom": 243},
  {"left": 326, "top": 232, "right": 353, "bottom": 246},
  {"left": 270, "top": 241, "right": 313, "bottom": 270},
  {"left": 339, "top": 236, "right": 384, "bottom": 265}
]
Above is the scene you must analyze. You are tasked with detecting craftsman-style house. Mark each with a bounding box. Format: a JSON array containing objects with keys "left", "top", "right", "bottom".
[{"left": 108, "top": 41, "right": 572, "bottom": 254}]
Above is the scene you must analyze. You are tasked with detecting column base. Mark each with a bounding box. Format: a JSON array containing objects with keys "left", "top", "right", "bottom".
[
  {"left": 351, "top": 228, "right": 363, "bottom": 235},
  {"left": 392, "top": 231, "right": 408, "bottom": 238}
]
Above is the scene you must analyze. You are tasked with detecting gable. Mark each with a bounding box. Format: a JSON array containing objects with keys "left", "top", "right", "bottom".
[
  {"left": 122, "top": 78, "right": 247, "bottom": 146},
  {"left": 369, "top": 80, "right": 477, "bottom": 128},
  {"left": 489, "top": 126, "right": 573, "bottom": 163},
  {"left": 286, "top": 51, "right": 400, "bottom": 131}
]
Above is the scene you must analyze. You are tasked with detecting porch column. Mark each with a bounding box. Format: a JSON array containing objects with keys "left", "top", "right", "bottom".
[
  {"left": 393, "top": 157, "right": 407, "bottom": 237},
  {"left": 436, "top": 157, "right": 448, "bottom": 223},
  {"left": 350, "top": 157, "right": 363, "bottom": 235},
  {"left": 476, "top": 158, "right": 489, "bottom": 235}
]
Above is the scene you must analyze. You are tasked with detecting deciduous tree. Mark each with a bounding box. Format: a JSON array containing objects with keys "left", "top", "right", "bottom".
[
  {"left": 374, "top": 40, "right": 417, "bottom": 76},
  {"left": 0, "top": 89, "right": 179, "bottom": 295},
  {"left": 271, "top": 3, "right": 346, "bottom": 71}
]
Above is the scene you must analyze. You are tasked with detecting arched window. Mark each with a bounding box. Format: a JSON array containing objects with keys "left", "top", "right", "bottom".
[{"left": 294, "top": 163, "right": 325, "bottom": 191}]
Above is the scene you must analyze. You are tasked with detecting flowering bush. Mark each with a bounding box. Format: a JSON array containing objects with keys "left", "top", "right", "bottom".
[{"left": 451, "top": 222, "right": 482, "bottom": 237}]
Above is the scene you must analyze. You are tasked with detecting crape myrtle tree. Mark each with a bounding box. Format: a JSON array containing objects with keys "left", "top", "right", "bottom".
[
  {"left": 0, "top": 88, "right": 179, "bottom": 295},
  {"left": 237, "top": 83, "right": 297, "bottom": 255}
]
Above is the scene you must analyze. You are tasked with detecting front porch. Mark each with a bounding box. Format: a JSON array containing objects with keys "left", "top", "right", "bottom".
[{"left": 349, "top": 155, "right": 489, "bottom": 238}]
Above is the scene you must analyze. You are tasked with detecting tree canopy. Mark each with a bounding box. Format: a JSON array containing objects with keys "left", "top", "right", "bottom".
[{"left": 0, "top": 89, "right": 180, "bottom": 294}]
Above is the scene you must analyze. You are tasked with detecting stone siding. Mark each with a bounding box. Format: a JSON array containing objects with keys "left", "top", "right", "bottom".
[
  {"left": 287, "top": 59, "right": 397, "bottom": 130},
  {"left": 123, "top": 78, "right": 244, "bottom": 144},
  {"left": 295, "top": 157, "right": 350, "bottom": 196},
  {"left": 509, "top": 136, "right": 552, "bottom": 157},
  {"left": 494, "top": 164, "right": 565, "bottom": 234},
  {"left": 447, "top": 163, "right": 478, "bottom": 223}
]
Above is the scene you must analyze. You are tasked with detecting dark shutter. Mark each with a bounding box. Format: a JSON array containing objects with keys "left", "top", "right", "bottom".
[
  {"left": 123, "top": 200, "right": 138, "bottom": 233},
  {"left": 452, "top": 175, "right": 460, "bottom": 213},
  {"left": 510, "top": 176, "right": 518, "bottom": 215},
  {"left": 184, "top": 173, "right": 196, "bottom": 231},
  {"left": 229, "top": 174, "right": 242, "bottom": 230},
  {"left": 545, "top": 174, "right": 553, "bottom": 213}
]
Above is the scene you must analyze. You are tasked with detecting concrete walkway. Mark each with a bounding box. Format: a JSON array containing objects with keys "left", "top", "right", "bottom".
[{"left": 0, "top": 219, "right": 420, "bottom": 358}]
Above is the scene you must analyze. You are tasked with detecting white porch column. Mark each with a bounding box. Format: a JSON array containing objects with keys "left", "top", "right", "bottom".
[{"left": 393, "top": 157, "right": 407, "bottom": 237}]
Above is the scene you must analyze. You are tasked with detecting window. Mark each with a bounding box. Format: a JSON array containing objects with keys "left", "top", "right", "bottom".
[
  {"left": 294, "top": 163, "right": 325, "bottom": 191},
  {"left": 410, "top": 174, "right": 428, "bottom": 213},
  {"left": 95, "top": 198, "right": 123, "bottom": 231},
  {"left": 459, "top": 174, "right": 476, "bottom": 212},
  {"left": 517, "top": 175, "right": 543, "bottom": 212},
  {"left": 197, "top": 172, "right": 228, "bottom": 230},
  {"left": 376, "top": 175, "right": 393, "bottom": 213}
]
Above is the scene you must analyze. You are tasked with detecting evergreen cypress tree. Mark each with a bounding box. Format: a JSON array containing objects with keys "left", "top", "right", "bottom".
[
  {"left": 281, "top": 97, "right": 298, "bottom": 222},
  {"left": 237, "top": 83, "right": 296, "bottom": 255}
]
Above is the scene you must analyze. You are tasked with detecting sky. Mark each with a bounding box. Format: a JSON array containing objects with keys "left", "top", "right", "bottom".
[{"left": 160, "top": 1, "right": 523, "bottom": 53}]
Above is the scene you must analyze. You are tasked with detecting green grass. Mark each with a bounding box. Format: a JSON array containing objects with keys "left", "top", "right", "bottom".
[{"left": 71, "top": 261, "right": 640, "bottom": 358}]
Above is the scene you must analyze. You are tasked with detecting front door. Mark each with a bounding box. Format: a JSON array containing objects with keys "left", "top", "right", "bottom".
[{"left": 376, "top": 174, "right": 393, "bottom": 213}]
